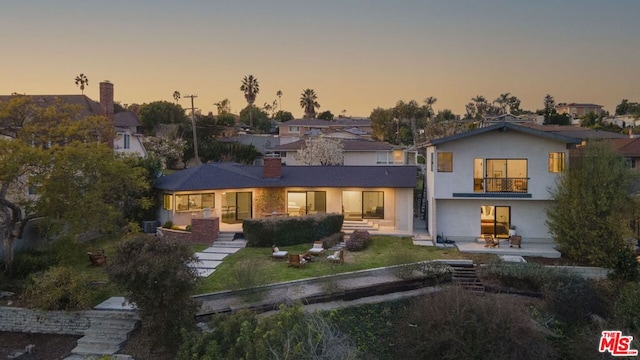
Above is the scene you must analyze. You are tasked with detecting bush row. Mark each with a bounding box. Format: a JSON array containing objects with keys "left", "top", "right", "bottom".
[{"left": 242, "top": 213, "right": 344, "bottom": 247}]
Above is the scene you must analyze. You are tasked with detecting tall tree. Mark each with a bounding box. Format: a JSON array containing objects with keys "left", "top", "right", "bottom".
[
  {"left": 74, "top": 73, "right": 89, "bottom": 95},
  {"left": 370, "top": 107, "right": 395, "bottom": 142},
  {"left": 547, "top": 142, "right": 639, "bottom": 270},
  {"left": 172, "top": 91, "right": 181, "bottom": 103},
  {"left": 393, "top": 100, "right": 422, "bottom": 147},
  {"left": 276, "top": 90, "right": 283, "bottom": 111},
  {"left": 240, "top": 75, "right": 260, "bottom": 128},
  {"left": 494, "top": 93, "right": 511, "bottom": 114},
  {"left": 471, "top": 95, "right": 489, "bottom": 120},
  {"left": 300, "top": 89, "right": 320, "bottom": 119},
  {"left": 137, "top": 101, "right": 189, "bottom": 135},
  {"left": 317, "top": 110, "right": 334, "bottom": 120},
  {"left": 213, "top": 98, "right": 231, "bottom": 115},
  {"left": 507, "top": 96, "right": 522, "bottom": 115},
  {"left": 543, "top": 94, "right": 556, "bottom": 124},
  {"left": 424, "top": 96, "right": 438, "bottom": 121}
]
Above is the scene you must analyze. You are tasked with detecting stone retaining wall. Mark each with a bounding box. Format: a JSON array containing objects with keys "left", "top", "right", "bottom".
[
  {"left": 0, "top": 307, "right": 91, "bottom": 335},
  {"left": 160, "top": 217, "right": 220, "bottom": 245}
]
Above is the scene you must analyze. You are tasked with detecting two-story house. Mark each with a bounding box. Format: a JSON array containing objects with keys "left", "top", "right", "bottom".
[
  {"left": 422, "top": 122, "right": 581, "bottom": 242},
  {"left": 278, "top": 118, "right": 373, "bottom": 144}
]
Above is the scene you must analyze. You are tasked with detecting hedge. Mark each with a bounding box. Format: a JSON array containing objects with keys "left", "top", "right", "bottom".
[{"left": 242, "top": 213, "right": 344, "bottom": 247}]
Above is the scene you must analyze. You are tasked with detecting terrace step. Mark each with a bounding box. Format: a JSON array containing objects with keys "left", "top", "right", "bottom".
[{"left": 451, "top": 264, "right": 485, "bottom": 294}]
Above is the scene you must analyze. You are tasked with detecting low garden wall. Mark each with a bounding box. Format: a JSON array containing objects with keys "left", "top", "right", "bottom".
[
  {"left": 161, "top": 217, "right": 220, "bottom": 245},
  {"left": 0, "top": 307, "right": 91, "bottom": 335}
]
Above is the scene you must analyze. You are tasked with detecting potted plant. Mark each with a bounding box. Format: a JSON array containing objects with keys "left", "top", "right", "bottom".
[{"left": 508, "top": 225, "right": 517, "bottom": 237}]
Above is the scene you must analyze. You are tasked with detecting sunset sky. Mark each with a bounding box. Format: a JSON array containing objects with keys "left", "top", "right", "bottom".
[{"left": 2, "top": 0, "right": 639, "bottom": 118}]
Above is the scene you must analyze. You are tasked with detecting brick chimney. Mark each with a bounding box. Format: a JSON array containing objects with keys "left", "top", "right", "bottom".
[
  {"left": 263, "top": 156, "right": 282, "bottom": 179},
  {"left": 99, "top": 81, "right": 114, "bottom": 120}
]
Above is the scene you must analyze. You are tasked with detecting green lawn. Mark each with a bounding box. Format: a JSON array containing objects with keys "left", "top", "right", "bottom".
[
  {"left": 194, "top": 236, "right": 484, "bottom": 294},
  {"left": 30, "top": 234, "right": 493, "bottom": 304}
]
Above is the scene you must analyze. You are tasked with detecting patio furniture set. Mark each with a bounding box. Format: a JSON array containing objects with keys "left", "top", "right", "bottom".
[{"left": 271, "top": 242, "right": 344, "bottom": 268}]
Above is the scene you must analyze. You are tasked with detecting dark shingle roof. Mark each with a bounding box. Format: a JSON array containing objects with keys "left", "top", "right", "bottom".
[
  {"left": 610, "top": 138, "right": 640, "bottom": 157},
  {"left": 0, "top": 94, "right": 102, "bottom": 118},
  {"left": 280, "top": 118, "right": 371, "bottom": 127},
  {"left": 114, "top": 111, "right": 141, "bottom": 128},
  {"left": 154, "top": 162, "right": 417, "bottom": 191},
  {"left": 422, "top": 122, "right": 583, "bottom": 147}
]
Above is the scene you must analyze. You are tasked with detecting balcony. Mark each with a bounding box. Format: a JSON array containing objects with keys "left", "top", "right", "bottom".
[{"left": 483, "top": 177, "right": 529, "bottom": 193}]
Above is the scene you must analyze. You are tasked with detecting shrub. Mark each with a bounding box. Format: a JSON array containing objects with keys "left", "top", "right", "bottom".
[
  {"left": 542, "top": 273, "right": 607, "bottom": 326},
  {"left": 394, "top": 287, "right": 556, "bottom": 359},
  {"left": 107, "top": 234, "right": 198, "bottom": 350},
  {"left": 22, "top": 266, "right": 93, "bottom": 310},
  {"left": 613, "top": 281, "right": 640, "bottom": 332},
  {"left": 163, "top": 220, "right": 174, "bottom": 228},
  {"left": 609, "top": 247, "right": 639, "bottom": 281},
  {"left": 8, "top": 249, "right": 58, "bottom": 279},
  {"left": 345, "top": 230, "right": 370, "bottom": 251}
]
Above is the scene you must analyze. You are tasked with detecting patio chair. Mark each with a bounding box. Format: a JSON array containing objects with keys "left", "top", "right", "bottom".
[
  {"left": 509, "top": 235, "right": 522, "bottom": 248},
  {"left": 287, "top": 254, "right": 306, "bottom": 268},
  {"left": 87, "top": 249, "right": 107, "bottom": 266},
  {"left": 483, "top": 235, "right": 499, "bottom": 248},
  {"left": 271, "top": 245, "right": 288, "bottom": 260},
  {"left": 308, "top": 241, "right": 325, "bottom": 255},
  {"left": 327, "top": 249, "right": 344, "bottom": 264}
]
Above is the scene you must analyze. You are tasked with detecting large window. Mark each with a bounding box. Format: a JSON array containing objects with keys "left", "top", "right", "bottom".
[
  {"left": 175, "top": 193, "right": 215, "bottom": 211},
  {"left": 485, "top": 159, "right": 528, "bottom": 192},
  {"left": 287, "top": 191, "right": 327, "bottom": 216},
  {"left": 437, "top": 152, "right": 453, "bottom": 172},
  {"left": 549, "top": 152, "right": 565, "bottom": 172},
  {"left": 363, "top": 191, "right": 384, "bottom": 219},
  {"left": 376, "top": 151, "right": 404, "bottom": 165},
  {"left": 162, "top": 194, "right": 173, "bottom": 210}
]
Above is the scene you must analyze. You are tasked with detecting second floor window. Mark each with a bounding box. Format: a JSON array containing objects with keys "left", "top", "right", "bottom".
[
  {"left": 548, "top": 152, "right": 565, "bottom": 172},
  {"left": 123, "top": 134, "right": 130, "bottom": 149},
  {"left": 437, "top": 152, "right": 453, "bottom": 172}
]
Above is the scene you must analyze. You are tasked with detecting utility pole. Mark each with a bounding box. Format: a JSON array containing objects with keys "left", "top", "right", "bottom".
[{"left": 183, "top": 94, "right": 200, "bottom": 165}]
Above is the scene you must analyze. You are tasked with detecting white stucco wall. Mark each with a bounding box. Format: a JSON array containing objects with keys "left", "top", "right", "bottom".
[
  {"left": 435, "top": 199, "right": 552, "bottom": 240},
  {"left": 431, "top": 130, "right": 568, "bottom": 200},
  {"left": 425, "top": 127, "right": 573, "bottom": 240}
]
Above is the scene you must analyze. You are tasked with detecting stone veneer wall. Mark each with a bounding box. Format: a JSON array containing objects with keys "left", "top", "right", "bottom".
[
  {"left": 161, "top": 217, "right": 219, "bottom": 245},
  {"left": 0, "top": 307, "right": 91, "bottom": 335}
]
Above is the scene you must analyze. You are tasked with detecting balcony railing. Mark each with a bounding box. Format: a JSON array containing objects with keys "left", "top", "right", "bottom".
[{"left": 482, "top": 177, "right": 529, "bottom": 193}]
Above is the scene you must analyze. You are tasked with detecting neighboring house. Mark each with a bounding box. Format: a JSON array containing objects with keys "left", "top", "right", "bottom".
[
  {"left": 603, "top": 114, "right": 639, "bottom": 128},
  {"left": 519, "top": 123, "right": 628, "bottom": 141},
  {"left": 272, "top": 137, "right": 415, "bottom": 166},
  {"left": 555, "top": 103, "right": 604, "bottom": 118},
  {"left": 609, "top": 137, "right": 640, "bottom": 171},
  {"left": 278, "top": 118, "right": 373, "bottom": 144},
  {"left": 422, "top": 122, "right": 582, "bottom": 242},
  {"left": 481, "top": 113, "right": 536, "bottom": 127},
  {"left": 0, "top": 81, "right": 147, "bottom": 157},
  {"left": 154, "top": 157, "right": 417, "bottom": 233},
  {"left": 114, "top": 111, "right": 147, "bottom": 157}
]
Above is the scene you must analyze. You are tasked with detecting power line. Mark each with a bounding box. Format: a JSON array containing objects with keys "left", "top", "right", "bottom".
[{"left": 183, "top": 94, "right": 200, "bottom": 165}]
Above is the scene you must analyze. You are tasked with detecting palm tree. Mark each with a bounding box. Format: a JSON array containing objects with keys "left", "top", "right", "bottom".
[
  {"left": 173, "top": 91, "right": 181, "bottom": 103},
  {"left": 276, "top": 90, "right": 283, "bottom": 111},
  {"left": 494, "top": 93, "right": 511, "bottom": 114},
  {"left": 300, "top": 89, "right": 320, "bottom": 119},
  {"left": 240, "top": 75, "right": 260, "bottom": 127},
  {"left": 75, "top": 73, "right": 88, "bottom": 95},
  {"left": 424, "top": 96, "right": 438, "bottom": 121},
  {"left": 471, "top": 95, "right": 488, "bottom": 119}
]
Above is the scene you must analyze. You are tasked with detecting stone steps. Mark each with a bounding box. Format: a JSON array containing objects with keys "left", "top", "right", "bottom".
[
  {"left": 451, "top": 265, "right": 485, "bottom": 294},
  {"left": 67, "top": 311, "right": 139, "bottom": 358}
]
